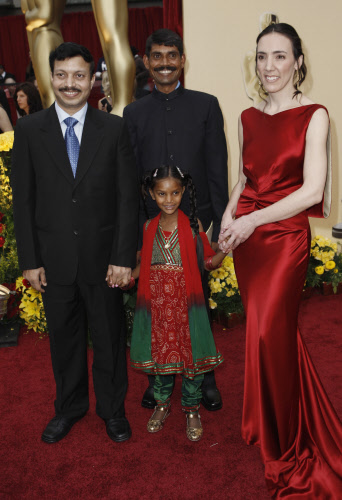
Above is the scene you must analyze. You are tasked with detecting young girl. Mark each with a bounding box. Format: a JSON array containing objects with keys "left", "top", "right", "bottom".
[{"left": 129, "top": 166, "right": 225, "bottom": 441}]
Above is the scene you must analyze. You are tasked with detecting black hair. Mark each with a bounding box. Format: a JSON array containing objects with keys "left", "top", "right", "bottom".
[
  {"left": 14, "top": 82, "right": 43, "bottom": 116},
  {"left": 145, "top": 29, "right": 183, "bottom": 58},
  {"left": 142, "top": 165, "right": 204, "bottom": 275},
  {"left": 256, "top": 23, "right": 307, "bottom": 98},
  {"left": 131, "top": 46, "right": 139, "bottom": 57},
  {"left": 49, "top": 42, "right": 95, "bottom": 76}
]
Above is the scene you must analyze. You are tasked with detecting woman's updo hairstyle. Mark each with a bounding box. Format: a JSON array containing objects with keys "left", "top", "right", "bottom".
[{"left": 256, "top": 23, "right": 307, "bottom": 98}]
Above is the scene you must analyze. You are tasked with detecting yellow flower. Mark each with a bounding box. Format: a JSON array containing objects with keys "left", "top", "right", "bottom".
[
  {"left": 222, "top": 255, "right": 234, "bottom": 268},
  {"left": 0, "top": 158, "right": 13, "bottom": 210},
  {"left": 315, "top": 266, "right": 324, "bottom": 275},
  {"left": 16, "top": 276, "right": 24, "bottom": 290},
  {"left": 334, "top": 268, "right": 338, "bottom": 274},
  {"left": 28, "top": 287, "right": 41, "bottom": 300},
  {"left": 16, "top": 281, "right": 47, "bottom": 333},
  {"left": 0, "top": 131, "right": 14, "bottom": 151},
  {"left": 325, "top": 260, "right": 336, "bottom": 270},
  {"left": 219, "top": 269, "right": 228, "bottom": 279},
  {"left": 20, "top": 299, "right": 39, "bottom": 316},
  {"left": 209, "top": 279, "right": 222, "bottom": 293},
  {"left": 209, "top": 298, "right": 217, "bottom": 309}
]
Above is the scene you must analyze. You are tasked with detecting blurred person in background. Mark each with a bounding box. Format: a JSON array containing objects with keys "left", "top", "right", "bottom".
[
  {"left": 0, "top": 64, "right": 15, "bottom": 84},
  {"left": 0, "top": 88, "right": 12, "bottom": 122},
  {"left": 95, "top": 55, "right": 107, "bottom": 80},
  {"left": 131, "top": 46, "right": 150, "bottom": 100},
  {"left": 14, "top": 82, "right": 42, "bottom": 117},
  {"left": 3, "top": 77, "right": 16, "bottom": 98},
  {"left": 0, "top": 104, "right": 13, "bottom": 132},
  {"left": 98, "top": 71, "right": 112, "bottom": 113}
]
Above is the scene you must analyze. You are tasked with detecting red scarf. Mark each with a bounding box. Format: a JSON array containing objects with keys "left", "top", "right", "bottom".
[{"left": 138, "top": 209, "right": 214, "bottom": 309}]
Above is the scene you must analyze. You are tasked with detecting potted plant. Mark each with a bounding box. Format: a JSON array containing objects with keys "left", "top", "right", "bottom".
[{"left": 208, "top": 255, "right": 245, "bottom": 328}]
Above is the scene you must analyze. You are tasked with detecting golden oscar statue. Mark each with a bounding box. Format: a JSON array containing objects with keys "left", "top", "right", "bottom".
[
  {"left": 21, "top": 0, "right": 66, "bottom": 108},
  {"left": 21, "top": 0, "right": 135, "bottom": 116},
  {"left": 91, "top": 0, "right": 135, "bottom": 116}
]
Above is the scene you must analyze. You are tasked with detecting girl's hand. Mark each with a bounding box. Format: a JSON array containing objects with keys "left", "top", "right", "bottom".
[{"left": 219, "top": 214, "right": 257, "bottom": 253}]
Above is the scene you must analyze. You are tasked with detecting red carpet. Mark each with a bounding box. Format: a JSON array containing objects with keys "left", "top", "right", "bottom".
[{"left": 1, "top": 294, "right": 341, "bottom": 500}]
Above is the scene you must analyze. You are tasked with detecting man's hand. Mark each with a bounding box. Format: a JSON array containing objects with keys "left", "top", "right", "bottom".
[
  {"left": 23, "top": 267, "right": 47, "bottom": 293},
  {"left": 106, "top": 265, "right": 132, "bottom": 288}
]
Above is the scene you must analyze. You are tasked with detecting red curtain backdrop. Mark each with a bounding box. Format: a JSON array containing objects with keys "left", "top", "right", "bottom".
[
  {"left": 0, "top": 6, "right": 165, "bottom": 84},
  {"left": 163, "top": 0, "right": 183, "bottom": 38},
  {"left": 0, "top": 15, "right": 29, "bottom": 83}
]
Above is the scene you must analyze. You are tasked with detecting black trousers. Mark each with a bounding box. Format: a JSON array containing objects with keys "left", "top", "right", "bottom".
[{"left": 42, "top": 274, "right": 127, "bottom": 420}]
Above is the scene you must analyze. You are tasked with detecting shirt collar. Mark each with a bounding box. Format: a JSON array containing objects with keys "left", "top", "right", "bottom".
[
  {"left": 154, "top": 80, "right": 180, "bottom": 91},
  {"left": 152, "top": 82, "right": 184, "bottom": 101},
  {"left": 54, "top": 101, "right": 88, "bottom": 125}
]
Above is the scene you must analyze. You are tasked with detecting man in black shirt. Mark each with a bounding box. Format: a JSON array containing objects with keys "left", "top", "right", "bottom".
[{"left": 124, "top": 29, "right": 228, "bottom": 411}]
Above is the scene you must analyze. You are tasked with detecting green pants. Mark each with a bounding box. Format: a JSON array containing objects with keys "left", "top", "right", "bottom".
[{"left": 154, "top": 374, "right": 204, "bottom": 413}]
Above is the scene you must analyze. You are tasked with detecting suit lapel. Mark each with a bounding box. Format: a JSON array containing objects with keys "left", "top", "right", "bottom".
[
  {"left": 40, "top": 105, "right": 75, "bottom": 185},
  {"left": 74, "top": 105, "right": 105, "bottom": 188}
]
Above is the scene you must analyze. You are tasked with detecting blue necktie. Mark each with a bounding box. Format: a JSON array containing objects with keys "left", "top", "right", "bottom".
[{"left": 64, "top": 117, "right": 80, "bottom": 177}]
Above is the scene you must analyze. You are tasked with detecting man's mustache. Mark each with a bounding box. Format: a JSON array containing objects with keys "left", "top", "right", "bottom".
[
  {"left": 58, "top": 87, "right": 81, "bottom": 92},
  {"left": 154, "top": 66, "right": 177, "bottom": 73}
]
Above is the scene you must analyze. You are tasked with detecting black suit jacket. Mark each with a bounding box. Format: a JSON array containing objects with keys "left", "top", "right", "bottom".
[
  {"left": 12, "top": 104, "right": 139, "bottom": 285},
  {"left": 123, "top": 85, "right": 228, "bottom": 243},
  {"left": 0, "top": 72, "right": 15, "bottom": 83}
]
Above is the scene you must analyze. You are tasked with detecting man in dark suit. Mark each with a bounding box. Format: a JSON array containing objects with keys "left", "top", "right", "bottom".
[
  {"left": 123, "top": 29, "right": 228, "bottom": 411},
  {"left": 0, "top": 64, "right": 15, "bottom": 84},
  {"left": 12, "top": 43, "right": 138, "bottom": 444}
]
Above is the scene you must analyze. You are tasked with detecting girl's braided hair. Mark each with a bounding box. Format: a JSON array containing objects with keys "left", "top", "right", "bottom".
[{"left": 142, "top": 165, "right": 204, "bottom": 275}]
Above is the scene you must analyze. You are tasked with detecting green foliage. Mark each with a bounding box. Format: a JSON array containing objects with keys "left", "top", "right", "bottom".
[
  {"left": 0, "top": 149, "right": 20, "bottom": 287},
  {"left": 210, "top": 290, "right": 244, "bottom": 317},
  {"left": 0, "top": 247, "right": 20, "bottom": 285}
]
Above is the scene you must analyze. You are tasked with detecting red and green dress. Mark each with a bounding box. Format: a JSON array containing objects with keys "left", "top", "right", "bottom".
[{"left": 130, "top": 210, "right": 223, "bottom": 379}]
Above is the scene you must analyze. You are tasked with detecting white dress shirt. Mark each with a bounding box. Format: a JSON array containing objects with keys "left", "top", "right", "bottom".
[{"left": 54, "top": 101, "right": 88, "bottom": 145}]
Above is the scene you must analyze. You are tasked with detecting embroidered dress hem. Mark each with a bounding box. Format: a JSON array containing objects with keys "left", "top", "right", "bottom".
[{"left": 131, "top": 353, "right": 224, "bottom": 379}]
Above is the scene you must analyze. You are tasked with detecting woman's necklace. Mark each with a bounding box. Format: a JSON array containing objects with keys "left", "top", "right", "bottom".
[{"left": 159, "top": 222, "right": 177, "bottom": 249}]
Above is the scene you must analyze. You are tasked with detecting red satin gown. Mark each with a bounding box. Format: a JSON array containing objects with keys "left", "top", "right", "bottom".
[{"left": 233, "top": 104, "right": 342, "bottom": 499}]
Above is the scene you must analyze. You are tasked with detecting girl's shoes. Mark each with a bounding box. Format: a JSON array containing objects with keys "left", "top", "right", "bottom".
[
  {"left": 146, "top": 407, "right": 203, "bottom": 440},
  {"left": 147, "top": 406, "right": 171, "bottom": 433},
  {"left": 186, "top": 412, "right": 203, "bottom": 441}
]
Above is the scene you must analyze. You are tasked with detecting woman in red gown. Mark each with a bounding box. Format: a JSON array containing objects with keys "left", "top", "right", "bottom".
[{"left": 219, "top": 23, "right": 342, "bottom": 498}]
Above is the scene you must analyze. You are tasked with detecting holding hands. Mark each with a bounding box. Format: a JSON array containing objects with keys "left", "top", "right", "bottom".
[
  {"left": 218, "top": 212, "right": 257, "bottom": 253},
  {"left": 106, "top": 265, "right": 132, "bottom": 288}
]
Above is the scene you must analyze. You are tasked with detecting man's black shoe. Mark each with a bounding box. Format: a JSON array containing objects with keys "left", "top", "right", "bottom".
[
  {"left": 201, "top": 387, "right": 223, "bottom": 411},
  {"left": 141, "top": 384, "right": 156, "bottom": 409},
  {"left": 105, "top": 417, "right": 132, "bottom": 443},
  {"left": 41, "top": 415, "right": 84, "bottom": 443}
]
